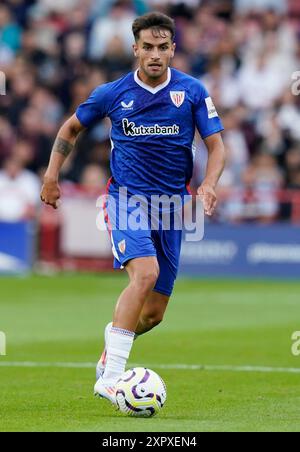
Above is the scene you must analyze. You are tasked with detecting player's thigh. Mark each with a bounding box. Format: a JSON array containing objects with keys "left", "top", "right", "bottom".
[
  {"left": 110, "top": 227, "right": 157, "bottom": 270},
  {"left": 125, "top": 256, "right": 160, "bottom": 282}
]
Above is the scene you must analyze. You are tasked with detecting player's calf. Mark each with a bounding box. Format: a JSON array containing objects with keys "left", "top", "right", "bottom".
[
  {"left": 135, "top": 314, "right": 163, "bottom": 336},
  {"left": 135, "top": 290, "right": 170, "bottom": 336}
]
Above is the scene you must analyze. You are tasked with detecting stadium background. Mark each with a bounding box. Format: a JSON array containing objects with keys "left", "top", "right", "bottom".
[{"left": 1, "top": 0, "right": 300, "bottom": 433}]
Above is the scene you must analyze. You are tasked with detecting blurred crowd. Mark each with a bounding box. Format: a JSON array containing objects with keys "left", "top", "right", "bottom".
[{"left": 1, "top": 0, "right": 300, "bottom": 222}]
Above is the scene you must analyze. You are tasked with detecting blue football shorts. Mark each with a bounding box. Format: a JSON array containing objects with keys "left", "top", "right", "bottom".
[{"left": 103, "top": 178, "right": 182, "bottom": 297}]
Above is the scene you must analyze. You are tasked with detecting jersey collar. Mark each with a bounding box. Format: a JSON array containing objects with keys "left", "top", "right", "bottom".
[{"left": 134, "top": 68, "right": 171, "bottom": 94}]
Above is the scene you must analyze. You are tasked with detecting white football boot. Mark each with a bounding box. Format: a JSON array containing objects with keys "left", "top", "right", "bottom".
[{"left": 94, "top": 375, "right": 117, "bottom": 406}]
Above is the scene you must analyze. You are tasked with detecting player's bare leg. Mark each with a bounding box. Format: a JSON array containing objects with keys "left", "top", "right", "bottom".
[
  {"left": 95, "top": 256, "right": 160, "bottom": 402},
  {"left": 96, "top": 258, "right": 162, "bottom": 380},
  {"left": 113, "top": 256, "right": 160, "bottom": 331},
  {"left": 96, "top": 290, "right": 169, "bottom": 380},
  {"left": 135, "top": 291, "right": 170, "bottom": 335}
]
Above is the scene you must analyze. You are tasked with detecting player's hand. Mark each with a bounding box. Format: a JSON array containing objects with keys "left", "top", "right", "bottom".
[
  {"left": 40, "top": 178, "right": 61, "bottom": 209},
  {"left": 197, "top": 183, "right": 217, "bottom": 216}
]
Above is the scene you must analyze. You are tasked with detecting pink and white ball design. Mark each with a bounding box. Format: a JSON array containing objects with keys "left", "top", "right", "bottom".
[{"left": 115, "top": 368, "right": 167, "bottom": 417}]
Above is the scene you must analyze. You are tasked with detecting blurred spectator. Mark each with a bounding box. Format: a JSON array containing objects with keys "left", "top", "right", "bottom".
[
  {"left": 99, "top": 35, "right": 134, "bottom": 79},
  {"left": 29, "top": 86, "right": 64, "bottom": 135},
  {"left": 89, "top": 1, "right": 136, "bottom": 60},
  {"left": 220, "top": 108, "right": 250, "bottom": 186},
  {"left": 6, "top": 70, "right": 36, "bottom": 126},
  {"left": 0, "top": 4, "right": 22, "bottom": 53},
  {"left": 219, "top": 153, "right": 283, "bottom": 223},
  {"left": 235, "top": 0, "right": 287, "bottom": 14},
  {"left": 238, "top": 51, "right": 288, "bottom": 110},
  {"left": 277, "top": 90, "right": 300, "bottom": 141},
  {"left": 12, "top": 139, "right": 35, "bottom": 168},
  {"left": 248, "top": 153, "right": 283, "bottom": 222},
  {"left": 0, "top": 116, "right": 16, "bottom": 162},
  {"left": 18, "top": 106, "right": 53, "bottom": 171},
  {"left": 90, "top": 0, "right": 149, "bottom": 18},
  {"left": 80, "top": 164, "right": 108, "bottom": 194},
  {"left": 202, "top": 59, "right": 240, "bottom": 109},
  {"left": 285, "top": 146, "right": 300, "bottom": 188},
  {"left": 0, "top": 0, "right": 300, "bottom": 223},
  {"left": 0, "top": 156, "right": 40, "bottom": 222}
]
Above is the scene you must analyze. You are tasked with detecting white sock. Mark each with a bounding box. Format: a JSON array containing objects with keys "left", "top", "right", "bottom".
[
  {"left": 104, "top": 322, "right": 137, "bottom": 349},
  {"left": 103, "top": 327, "right": 135, "bottom": 384},
  {"left": 104, "top": 322, "right": 113, "bottom": 347}
]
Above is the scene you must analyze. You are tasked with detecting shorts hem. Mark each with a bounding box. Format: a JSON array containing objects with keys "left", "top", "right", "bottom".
[
  {"left": 152, "top": 287, "right": 173, "bottom": 297},
  {"left": 117, "top": 253, "right": 157, "bottom": 268}
]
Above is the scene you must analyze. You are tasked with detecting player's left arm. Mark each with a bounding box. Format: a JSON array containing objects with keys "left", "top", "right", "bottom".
[{"left": 197, "top": 132, "right": 226, "bottom": 216}]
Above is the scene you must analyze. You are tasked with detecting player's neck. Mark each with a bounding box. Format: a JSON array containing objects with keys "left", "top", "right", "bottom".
[{"left": 137, "top": 68, "right": 169, "bottom": 88}]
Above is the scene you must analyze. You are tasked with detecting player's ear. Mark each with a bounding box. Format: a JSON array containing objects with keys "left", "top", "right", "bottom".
[
  {"left": 171, "top": 42, "right": 176, "bottom": 58},
  {"left": 133, "top": 43, "right": 139, "bottom": 58}
]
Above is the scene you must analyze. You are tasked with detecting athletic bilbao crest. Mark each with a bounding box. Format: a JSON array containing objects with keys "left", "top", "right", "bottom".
[
  {"left": 118, "top": 239, "right": 126, "bottom": 254},
  {"left": 170, "top": 91, "right": 185, "bottom": 108}
]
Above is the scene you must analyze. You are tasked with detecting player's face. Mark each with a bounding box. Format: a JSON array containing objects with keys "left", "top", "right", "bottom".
[{"left": 133, "top": 28, "right": 175, "bottom": 85}]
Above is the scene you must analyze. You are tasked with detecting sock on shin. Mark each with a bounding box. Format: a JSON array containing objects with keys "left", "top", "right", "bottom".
[{"left": 102, "top": 327, "right": 135, "bottom": 383}]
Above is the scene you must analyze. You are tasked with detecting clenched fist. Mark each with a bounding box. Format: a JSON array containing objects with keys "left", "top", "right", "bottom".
[{"left": 40, "top": 179, "right": 61, "bottom": 209}]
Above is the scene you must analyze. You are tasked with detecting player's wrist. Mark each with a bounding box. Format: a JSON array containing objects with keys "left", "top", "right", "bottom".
[
  {"left": 200, "top": 180, "right": 216, "bottom": 191},
  {"left": 43, "top": 173, "right": 59, "bottom": 184}
]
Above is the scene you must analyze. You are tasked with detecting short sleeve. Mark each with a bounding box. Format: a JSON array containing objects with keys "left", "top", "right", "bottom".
[
  {"left": 76, "top": 84, "right": 111, "bottom": 127},
  {"left": 194, "top": 85, "right": 224, "bottom": 139}
]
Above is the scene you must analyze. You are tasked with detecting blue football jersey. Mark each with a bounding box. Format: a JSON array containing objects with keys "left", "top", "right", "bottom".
[{"left": 76, "top": 68, "right": 224, "bottom": 197}]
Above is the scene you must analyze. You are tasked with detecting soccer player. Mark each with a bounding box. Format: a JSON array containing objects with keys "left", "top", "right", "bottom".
[{"left": 40, "top": 12, "right": 225, "bottom": 405}]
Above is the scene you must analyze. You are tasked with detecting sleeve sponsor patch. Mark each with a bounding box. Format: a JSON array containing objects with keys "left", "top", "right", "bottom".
[{"left": 205, "top": 97, "right": 219, "bottom": 119}]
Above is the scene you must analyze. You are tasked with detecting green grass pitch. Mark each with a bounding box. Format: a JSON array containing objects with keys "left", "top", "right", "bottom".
[{"left": 1, "top": 274, "right": 300, "bottom": 432}]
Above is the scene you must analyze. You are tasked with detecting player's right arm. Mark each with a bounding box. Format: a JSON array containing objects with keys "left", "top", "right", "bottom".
[
  {"left": 41, "top": 82, "right": 111, "bottom": 208},
  {"left": 40, "top": 114, "right": 85, "bottom": 209}
]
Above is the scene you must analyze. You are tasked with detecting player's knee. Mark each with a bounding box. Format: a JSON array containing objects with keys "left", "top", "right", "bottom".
[
  {"left": 132, "top": 268, "right": 159, "bottom": 293},
  {"left": 138, "top": 270, "right": 159, "bottom": 290}
]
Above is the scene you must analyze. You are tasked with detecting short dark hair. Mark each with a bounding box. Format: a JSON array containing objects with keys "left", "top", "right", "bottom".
[{"left": 132, "top": 12, "right": 175, "bottom": 42}]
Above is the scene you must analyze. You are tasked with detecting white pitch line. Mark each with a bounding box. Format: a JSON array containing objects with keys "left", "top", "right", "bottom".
[{"left": 0, "top": 361, "right": 300, "bottom": 374}]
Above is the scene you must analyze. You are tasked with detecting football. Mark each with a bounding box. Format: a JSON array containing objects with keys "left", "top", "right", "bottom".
[{"left": 115, "top": 367, "right": 167, "bottom": 417}]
